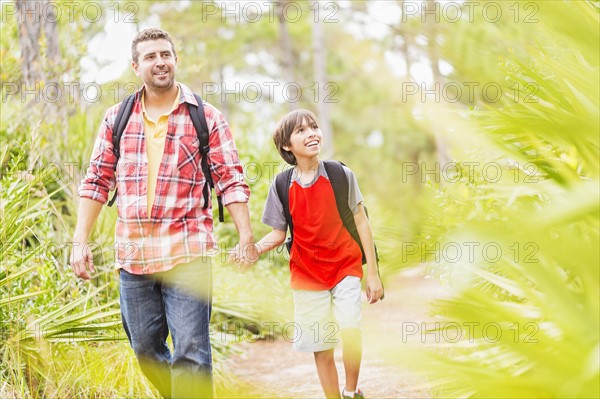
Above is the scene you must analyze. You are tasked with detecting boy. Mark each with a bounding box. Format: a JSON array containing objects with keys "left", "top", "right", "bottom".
[{"left": 250, "top": 109, "right": 384, "bottom": 399}]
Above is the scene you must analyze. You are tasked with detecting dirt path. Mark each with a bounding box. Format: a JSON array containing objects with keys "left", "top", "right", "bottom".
[{"left": 224, "top": 265, "right": 450, "bottom": 398}]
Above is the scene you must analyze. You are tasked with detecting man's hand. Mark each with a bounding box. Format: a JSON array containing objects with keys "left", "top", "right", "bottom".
[
  {"left": 228, "top": 239, "right": 259, "bottom": 272},
  {"left": 224, "top": 202, "right": 258, "bottom": 272},
  {"left": 365, "top": 272, "right": 384, "bottom": 304},
  {"left": 70, "top": 198, "right": 103, "bottom": 280},
  {"left": 70, "top": 241, "right": 95, "bottom": 280}
]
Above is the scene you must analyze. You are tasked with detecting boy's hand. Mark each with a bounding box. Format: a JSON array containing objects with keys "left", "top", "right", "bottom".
[
  {"left": 365, "top": 273, "right": 383, "bottom": 304},
  {"left": 228, "top": 242, "right": 259, "bottom": 272}
]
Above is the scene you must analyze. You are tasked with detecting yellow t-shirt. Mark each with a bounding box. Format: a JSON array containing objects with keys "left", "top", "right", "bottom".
[{"left": 141, "top": 86, "right": 180, "bottom": 216}]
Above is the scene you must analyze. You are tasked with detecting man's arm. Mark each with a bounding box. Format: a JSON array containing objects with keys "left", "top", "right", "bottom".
[
  {"left": 73, "top": 106, "right": 120, "bottom": 279},
  {"left": 71, "top": 198, "right": 104, "bottom": 280},
  {"left": 202, "top": 105, "right": 256, "bottom": 266},
  {"left": 226, "top": 202, "right": 257, "bottom": 267},
  {"left": 354, "top": 204, "right": 383, "bottom": 304}
]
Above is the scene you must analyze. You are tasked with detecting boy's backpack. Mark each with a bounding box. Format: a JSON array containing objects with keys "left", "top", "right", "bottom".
[
  {"left": 274, "top": 160, "right": 384, "bottom": 298},
  {"left": 106, "top": 92, "right": 224, "bottom": 222}
]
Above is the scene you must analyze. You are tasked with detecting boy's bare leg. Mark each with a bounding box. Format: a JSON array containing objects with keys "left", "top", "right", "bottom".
[
  {"left": 341, "top": 329, "right": 362, "bottom": 392},
  {"left": 314, "top": 349, "right": 341, "bottom": 399}
]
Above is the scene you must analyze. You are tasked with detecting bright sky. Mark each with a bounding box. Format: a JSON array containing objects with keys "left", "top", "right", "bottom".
[
  {"left": 81, "top": 20, "right": 137, "bottom": 84},
  {"left": 81, "top": 1, "right": 443, "bottom": 85}
]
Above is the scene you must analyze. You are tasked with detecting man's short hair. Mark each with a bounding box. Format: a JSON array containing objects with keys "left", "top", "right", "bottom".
[
  {"left": 273, "top": 109, "right": 320, "bottom": 165},
  {"left": 131, "top": 28, "right": 177, "bottom": 64}
]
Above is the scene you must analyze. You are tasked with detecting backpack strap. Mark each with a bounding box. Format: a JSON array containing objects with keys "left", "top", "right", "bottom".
[
  {"left": 323, "top": 161, "right": 362, "bottom": 257},
  {"left": 324, "top": 160, "right": 383, "bottom": 298},
  {"left": 107, "top": 93, "right": 136, "bottom": 207},
  {"left": 275, "top": 167, "right": 294, "bottom": 251},
  {"left": 323, "top": 160, "right": 380, "bottom": 264},
  {"left": 107, "top": 92, "right": 224, "bottom": 223},
  {"left": 189, "top": 93, "right": 224, "bottom": 222}
]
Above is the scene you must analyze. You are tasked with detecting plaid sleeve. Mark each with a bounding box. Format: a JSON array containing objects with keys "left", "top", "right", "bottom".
[
  {"left": 78, "top": 107, "right": 118, "bottom": 203},
  {"left": 204, "top": 103, "right": 250, "bottom": 206}
]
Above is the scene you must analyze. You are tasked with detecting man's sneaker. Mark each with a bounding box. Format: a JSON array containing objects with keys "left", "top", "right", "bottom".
[{"left": 342, "top": 388, "right": 365, "bottom": 399}]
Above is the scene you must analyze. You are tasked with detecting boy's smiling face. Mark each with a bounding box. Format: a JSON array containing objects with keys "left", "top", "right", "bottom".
[{"left": 283, "top": 117, "right": 323, "bottom": 162}]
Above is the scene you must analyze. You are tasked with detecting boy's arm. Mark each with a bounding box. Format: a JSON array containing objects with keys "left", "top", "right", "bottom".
[
  {"left": 236, "top": 228, "right": 286, "bottom": 272},
  {"left": 353, "top": 204, "right": 383, "bottom": 304},
  {"left": 256, "top": 229, "right": 286, "bottom": 256}
]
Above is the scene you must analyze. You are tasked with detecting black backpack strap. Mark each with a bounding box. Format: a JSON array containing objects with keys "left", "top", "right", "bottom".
[
  {"left": 107, "top": 93, "right": 136, "bottom": 207},
  {"left": 189, "top": 94, "right": 224, "bottom": 222},
  {"left": 275, "top": 167, "right": 294, "bottom": 251},
  {"left": 324, "top": 160, "right": 381, "bottom": 265},
  {"left": 323, "top": 160, "right": 359, "bottom": 251},
  {"left": 324, "top": 160, "right": 384, "bottom": 299}
]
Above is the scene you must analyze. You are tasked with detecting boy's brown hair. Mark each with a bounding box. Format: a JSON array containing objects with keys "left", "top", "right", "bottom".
[
  {"left": 273, "top": 109, "right": 320, "bottom": 165},
  {"left": 131, "top": 28, "right": 177, "bottom": 64}
]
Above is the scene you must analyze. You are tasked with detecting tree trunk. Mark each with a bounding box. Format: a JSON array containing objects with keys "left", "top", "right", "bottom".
[
  {"left": 398, "top": 0, "right": 413, "bottom": 81},
  {"left": 43, "top": 2, "right": 60, "bottom": 70},
  {"left": 16, "top": 0, "right": 64, "bottom": 150},
  {"left": 219, "top": 65, "right": 230, "bottom": 118},
  {"left": 16, "top": 0, "right": 43, "bottom": 85},
  {"left": 311, "top": 3, "right": 334, "bottom": 159},
  {"left": 276, "top": 0, "right": 298, "bottom": 110},
  {"left": 425, "top": 0, "right": 442, "bottom": 84},
  {"left": 16, "top": 0, "right": 61, "bottom": 82},
  {"left": 424, "top": 0, "right": 451, "bottom": 177}
]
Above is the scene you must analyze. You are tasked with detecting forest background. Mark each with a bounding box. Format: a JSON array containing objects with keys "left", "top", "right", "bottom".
[{"left": 0, "top": 1, "right": 598, "bottom": 398}]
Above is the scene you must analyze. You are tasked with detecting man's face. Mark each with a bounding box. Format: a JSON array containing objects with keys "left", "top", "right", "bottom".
[{"left": 132, "top": 39, "right": 177, "bottom": 91}]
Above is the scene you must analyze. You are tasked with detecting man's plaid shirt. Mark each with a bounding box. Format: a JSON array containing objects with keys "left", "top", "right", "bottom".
[{"left": 79, "top": 83, "right": 250, "bottom": 274}]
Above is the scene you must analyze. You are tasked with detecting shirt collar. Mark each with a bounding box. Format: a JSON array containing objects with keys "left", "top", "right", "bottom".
[
  {"left": 138, "top": 82, "right": 199, "bottom": 109},
  {"left": 177, "top": 82, "right": 199, "bottom": 106},
  {"left": 141, "top": 84, "right": 181, "bottom": 119},
  {"left": 136, "top": 82, "right": 198, "bottom": 112}
]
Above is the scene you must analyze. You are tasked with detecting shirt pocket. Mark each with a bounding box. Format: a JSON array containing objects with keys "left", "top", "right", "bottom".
[
  {"left": 177, "top": 136, "right": 200, "bottom": 178},
  {"left": 117, "top": 151, "right": 146, "bottom": 195},
  {"left": 116, "top": 152, "right": 140, "bottom": 179}
]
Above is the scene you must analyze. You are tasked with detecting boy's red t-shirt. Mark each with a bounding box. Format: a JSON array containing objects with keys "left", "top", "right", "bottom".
[{"left": 288, "top": 175, "right": 363, "bottom": 290}]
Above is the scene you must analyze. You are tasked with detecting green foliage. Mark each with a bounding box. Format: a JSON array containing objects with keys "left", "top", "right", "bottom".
[
  {"left": 3, "top": 0, "right": 599, "bottom": 397},
  {"left": 212, "top": 135, "right": 293, "bottom": 336},
  {"left": 0, "top": 149, "right": 123, "bottom": 397},
  {"left": 385, "top": 2, "right": 600, "bottom": 398}
]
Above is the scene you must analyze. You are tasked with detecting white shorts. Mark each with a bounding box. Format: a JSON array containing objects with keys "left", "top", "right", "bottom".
[{"left": 291, "top": 276, "right": 362, "bottom": 352}]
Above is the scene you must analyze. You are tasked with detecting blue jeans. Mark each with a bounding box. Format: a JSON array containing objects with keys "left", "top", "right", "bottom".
[{"left": 119, "top": 258, "right": 213, "bottom": 398}]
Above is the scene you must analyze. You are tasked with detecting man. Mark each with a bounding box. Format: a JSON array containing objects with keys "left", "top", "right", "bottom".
[{"left": 70, "top": 28, "right": 257, "bottom": 398}]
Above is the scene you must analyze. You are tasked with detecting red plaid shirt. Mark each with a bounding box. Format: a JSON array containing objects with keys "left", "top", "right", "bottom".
[{"left": 79, "top": 83, "right": 250, "bottom": 274}]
